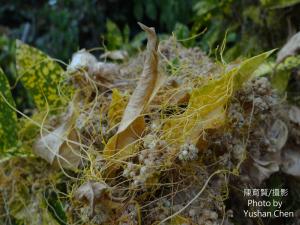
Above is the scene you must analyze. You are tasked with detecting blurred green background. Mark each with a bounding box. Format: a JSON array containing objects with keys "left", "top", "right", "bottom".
[{"left": 1, "top": 0, "right": 300, "bottom": 111}]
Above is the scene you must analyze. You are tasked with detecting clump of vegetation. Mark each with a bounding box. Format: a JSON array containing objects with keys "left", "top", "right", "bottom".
[{"left": 1, "top": 22, "right": 300, "bottom": 225}]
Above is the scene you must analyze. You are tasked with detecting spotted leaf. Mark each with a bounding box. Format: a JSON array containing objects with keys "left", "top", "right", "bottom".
[
  {"left": 16, "top": 40, "right": 65, "bottom": 110},
  {"left": 0, "top": 68, "right": 18, "bottom": 153}
]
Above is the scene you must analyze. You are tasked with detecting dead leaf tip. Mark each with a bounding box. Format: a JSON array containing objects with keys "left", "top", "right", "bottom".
[{"left": 137, "top": 22, "right": 155, "bottom": 34}]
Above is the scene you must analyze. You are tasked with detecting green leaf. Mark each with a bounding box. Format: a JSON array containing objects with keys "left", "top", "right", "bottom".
[
  {"left": 105, "top": 20, "right": 123, "bottom": 50},
  {"left": 193, "top": 0, "right": 219, "bottom": 17},
  {"left": 174, "top": 23, "right": 190, "bottom": 40},
  {"left": 0, "top": 68, "right": 18, "bottom": 152},
  {"left": 16, "top": 40, "right": 65, "bottom": 110},
  {"left": 130, "top": 32, "right": 147, "bottom": 50},
  {"left": 260, "top": 0, "right": 300, "bottom": 8},
  {"left": 272, "top": 70, "right": 291, "bottom": 93}
]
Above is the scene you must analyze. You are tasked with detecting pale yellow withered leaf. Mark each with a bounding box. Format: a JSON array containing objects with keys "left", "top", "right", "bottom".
[
  {"left": 163, "top": 69, "right": 236, "bottom": 146},
  {"left": 163, "top": 50, "right": 273, "bottom": 149},
  {"left": 108, "top": 88, "right": 128, "bottom": 128},
  {"left": 103, "top": 23, "right": 165, "bottom": 163},
  {"left": 234, "top": 49, "right": 276, "bottom": 89}
]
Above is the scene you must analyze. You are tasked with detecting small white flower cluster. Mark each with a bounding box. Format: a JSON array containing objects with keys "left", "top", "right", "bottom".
[
  {"left": 80, "top": 205, "right": 107, "bottom": 225},
  {"left": 75, "top": 112, "right": 88, "bottom": 130},
  {"left": 139, "top": 142, "right": 167, "bottom": 165},
  {"left": 152, "top": 199, "right": 181, "bottom": 223},
  {"left": 228, "top": 102, "right": 245, "bottom": 128},
  {"left": 122, "top": 139, "right": 170, "bottom": 187},
  {"left": 75, "top": 110, "right": 106, "bottom": 137},
  {"left": 178, "top": 143, "right": 199, "bottom": 161},
  {"left": 119, "top": 204, "right": 138, "bottom": 225},
  {"left": 238, "top": 77, "right": 278, "bottom": 114},
  {"left": 198, "top": 209, "right": 218, "bottom": 225},
  {"left": 232, "top": 143, "right": 245, "bottom": 161},
  {"left": 122, "top": 162, "right": 138, "bottom": 180},
  {"left": 253, "top": 77, "right": 271, "bottom": 95}
]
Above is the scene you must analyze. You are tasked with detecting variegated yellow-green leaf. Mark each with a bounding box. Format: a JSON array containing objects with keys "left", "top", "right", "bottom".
[
  {"left": 163, "top": 69, "right": 236, "bottom": 146},
  {"left": 16, "top": 40, "right": 65, "bottom": 110},
  {"left": 0, "top": 68, "right": 18, "bottom": 152},
  {"left": 13, "top": 192, "right": 60, "bottom": 225}
]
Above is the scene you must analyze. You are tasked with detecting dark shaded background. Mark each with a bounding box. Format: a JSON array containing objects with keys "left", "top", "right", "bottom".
[{"left": 0, "top": 0, "right": 300, "bottom": 110}]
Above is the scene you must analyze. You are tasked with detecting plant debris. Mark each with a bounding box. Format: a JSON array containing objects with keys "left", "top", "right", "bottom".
[{"left": 2, "top": 22, "right": 300, "bottom": 225}]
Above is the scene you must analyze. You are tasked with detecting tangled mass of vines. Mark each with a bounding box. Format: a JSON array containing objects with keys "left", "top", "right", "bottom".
[{"left": 1, "top": 22, "right": 300, "bottom": 225}]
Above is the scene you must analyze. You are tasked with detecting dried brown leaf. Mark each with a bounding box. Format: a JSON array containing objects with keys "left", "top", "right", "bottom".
[
  {"left": 33, "top": 103, "right": 81, "bottom": 169},
  {"left": 289, "top": 105, "right": 300, "bottom": 125},
  {"left": 245, "top": 120, "right": 287, "bottom": 184},
  {"left": 75, "top": 181, "right": 109, "bottom": 211},
  {"left": 267, "top": 119, "right": 288, "bottom": 150},
  {"left": 100, "top": 50, "right": 128, "bottom": 61},
  {"left": 249, "top": 158, "right": 280, "bottom": 185},
  {"left": 282, "top": 148, "right": 300, "bottom": 178},
  {"left": 117, "top": 22, "right": 164, "bottom": 133},
  {"left": 67, "top": 49, "right": 98, "bottom": 73},
  {"left": 67, "top": 49, "right": 119, "bottom": 87},
  {"left": 103, "top": 23, "right": 165, "bottom": 161}
]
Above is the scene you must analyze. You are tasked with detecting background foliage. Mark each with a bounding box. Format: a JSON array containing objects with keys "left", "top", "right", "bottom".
[{"left": 0, "top": 0, "right": 300, "bottom": 111}]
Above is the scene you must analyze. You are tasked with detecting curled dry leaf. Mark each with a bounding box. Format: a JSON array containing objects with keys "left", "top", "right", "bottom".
[
  {"left": 67, "top": 49, "right": 119, "bottom": 87},
  {"left": 282, "top": 148, "right": 300, "bottom": 178},
  {"left": 245, "top": 119, "right": 287, "bottom": 184},
  {"left": 289, "top": 105, "right": 300, "bottom": 125},
  {"left": 33, "top": 102, "right": 81, "bottom": 169},
  {"left": 100, "top": 50, "right": 129, "bottom": 61},
  {"left": 67, "top": 49, "right": 98, "bottom": 73},
  {"left": 267, "top": 119, "right": 288, "bottom": 150},
  {"left": 103, "top": 23, "right": 165, "bottom": 163},
  {"left": 118, "top": 22, "right": 164, "bottom": 133},
  {"left": 277, "top": 31, "right": 300, "bottom": 64},
  {"left": 75, "top": 181, "right": 109, "bottom": 212},
  {"left": 248, "top": 157, "right": 280, "bottom": 185}
]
